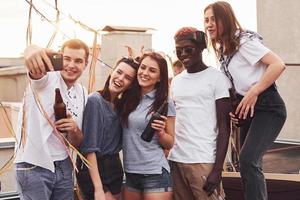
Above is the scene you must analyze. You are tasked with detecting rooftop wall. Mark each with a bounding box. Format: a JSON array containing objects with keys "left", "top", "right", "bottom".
[{"left": 257, "top": 0, "right": 300, "bottom": 142}]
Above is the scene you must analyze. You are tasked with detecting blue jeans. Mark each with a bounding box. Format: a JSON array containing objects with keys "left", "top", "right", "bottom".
[
  {"left": 125, "top": 168, "right": 172, "bottom": 193},
  {"left": 15, "top": 158, "right": 74, "bottom": 200},
  {"left": 239, "top": 85, "right": 286, "bottom": 200}
]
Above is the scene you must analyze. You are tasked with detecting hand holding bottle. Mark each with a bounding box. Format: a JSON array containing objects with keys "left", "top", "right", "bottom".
[
  {"left": 141, "top": 101, "right": 168, "bottom": 142},
  {"left": 54, "top": 113, "right": 79, "bottom": 135},
  {"left": 151, "top": 115, "right": 167, "bottom": 137}
]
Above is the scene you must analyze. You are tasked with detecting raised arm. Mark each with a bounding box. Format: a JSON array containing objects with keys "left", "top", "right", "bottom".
[{"left": 24, "top": 45, "right": 56, "bottom": 79}]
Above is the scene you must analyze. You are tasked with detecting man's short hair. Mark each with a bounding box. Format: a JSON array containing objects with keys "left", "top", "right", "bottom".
[
  {"left": 174, "top": 27, "right": 207, "bottom": 50},
  {"left": 61, "top": 39, "right": 89, "bottom": 62}
]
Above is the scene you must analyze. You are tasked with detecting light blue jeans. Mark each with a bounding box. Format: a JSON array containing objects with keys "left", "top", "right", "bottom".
[
  {"left": 15, "top": 158, "right": 74, "bottom": 200},
  {"left": 239, "top": 85, "right": 286, "bottom": 200}
]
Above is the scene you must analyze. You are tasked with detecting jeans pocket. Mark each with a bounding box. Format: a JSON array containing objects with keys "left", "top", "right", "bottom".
[
  {"left": 62, "top": 159, "right": 73, "bottom": 180},
  {"left": 143, "top": 173, "right": 162, "bottom": 189},
  {"left": 15, "top": 163, "right": 37, "bottom": 189},
  {"left": 256, "top": 91, "right": 286, "bottom": 117}
]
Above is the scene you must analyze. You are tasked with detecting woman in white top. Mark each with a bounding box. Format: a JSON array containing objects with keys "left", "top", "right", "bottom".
[{"left": 204, "top": 1, "right": 287, "bottom": 200}]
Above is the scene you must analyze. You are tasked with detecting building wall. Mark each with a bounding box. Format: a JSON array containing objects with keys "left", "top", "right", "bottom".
[
  {"left": 257, "top": 0, "right": 300, "bottom": 65},
  {"left": 0, "top": 103, "right": 20, "bottom": 192},
  {"left": 0, "top": 102, "right": 21, "bottom": 139},
  {"left": 0, "top": 66, "right": 27, "bottom": 102},
  {"left": 257, "top": 0, "right": 300, "bottom": 141},
  {"left": 79, "top": 32, "right": 152, "bottom": 92},
  {"left": 0, "top": 141, "right": 16, "bottom": 193},
  {"left": 276, "top": 66, "right": 300, "bottom": 142}
]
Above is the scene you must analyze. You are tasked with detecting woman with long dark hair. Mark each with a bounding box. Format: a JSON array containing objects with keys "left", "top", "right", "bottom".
[
  {"left": 120, "top": 52, "right": 175, "bottom": 200},
  {"left": 76, "top": 57, "right": 138, "bottom": 200},
  {"left": 204, "top": 2, "right": 287, "bottom": 200}
]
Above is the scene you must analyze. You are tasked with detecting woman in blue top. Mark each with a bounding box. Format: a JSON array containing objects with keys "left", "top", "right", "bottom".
[
  {"left": 204, "top": 2, "right": 287, "bottom": 200},
  {"left": 76, "top": 57, "right": 138, "bottom": 200},
  {"left": 120, "top": 52, "right": 175, "bottom": 200}
]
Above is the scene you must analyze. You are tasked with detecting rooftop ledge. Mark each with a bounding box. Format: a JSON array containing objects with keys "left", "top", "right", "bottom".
[
  {"left": 0, "top": 66, "right": 26, "bottom": 76},
  {"left": 0, "top": 138, "right": 15, "bottom": 149}
]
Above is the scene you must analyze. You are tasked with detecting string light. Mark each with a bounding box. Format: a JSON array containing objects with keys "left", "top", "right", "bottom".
[{"left": 24, "top": 0, "right": 111, "bottom": 69}]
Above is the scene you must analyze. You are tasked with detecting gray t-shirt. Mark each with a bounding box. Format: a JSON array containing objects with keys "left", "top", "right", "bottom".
[
  {"left": 80, "top": 92, "right": 122, "bottom": 157},
  {"left": 122, "top": 90, "right": 176, "bottom": 174}
]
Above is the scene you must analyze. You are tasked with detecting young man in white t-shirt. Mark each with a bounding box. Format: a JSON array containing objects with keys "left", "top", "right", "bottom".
[
  {"left": 14, "top": 39, "right": 89, "bottom": 200},
  {"left": 168, "top": 27, "right": 231, "bottom": 200}
]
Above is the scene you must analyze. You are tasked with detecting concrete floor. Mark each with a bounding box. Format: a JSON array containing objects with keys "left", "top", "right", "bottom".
[{"left": 263, "top": 145, "right": 300, "bottom": 174}]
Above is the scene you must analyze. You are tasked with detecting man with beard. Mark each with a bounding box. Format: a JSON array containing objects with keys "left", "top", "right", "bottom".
[{"left": 168, "top": 27, "right": 231, "bottom": 200}]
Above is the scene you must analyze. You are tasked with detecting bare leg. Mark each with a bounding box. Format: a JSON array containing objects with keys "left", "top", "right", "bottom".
[
  {"left": 144, "top": 192, "right": 172, "bottom": 200},
  {"left": 122, "top": 187, "right": 142, "bottom": 200}
]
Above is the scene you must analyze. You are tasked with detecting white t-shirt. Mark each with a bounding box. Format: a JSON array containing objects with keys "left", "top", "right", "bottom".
[
  {"left": 227, "top": 35, "right": 270, "bottom": 95},
  {"left": 14, "top": 72, "right": 87, "bottom": 172},
  {"left": 168, "top": 67, "right": 230, "bottom": 163}
]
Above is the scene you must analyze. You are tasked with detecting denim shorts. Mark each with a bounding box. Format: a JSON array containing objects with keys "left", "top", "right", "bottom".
[
  {"left": 76, "top": 154, "right": 123, "bottom": 199},
  {"left": 125, "top": 168, "right": 172, "bottom": 193}
]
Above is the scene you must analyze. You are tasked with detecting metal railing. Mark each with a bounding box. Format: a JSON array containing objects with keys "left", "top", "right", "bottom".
[{"left": 0, "top": 191, "right": 20, "bottom": 200}]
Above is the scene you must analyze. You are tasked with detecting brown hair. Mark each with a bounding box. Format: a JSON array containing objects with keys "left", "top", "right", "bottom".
[
  {"left": 173, "top": 60, "right": 184, "bottom": 69},
  {"left": 100, "top": 57, "right": 139, "bottom": 105},
  {"left": 61, "top": 39, "right": 90, "bottom": 62},
  {"left": 120, "top": 52, "right": 169, "bottom": 126},
  {"left": 204, "top": 1, "right": 242, "bottom": 57}
]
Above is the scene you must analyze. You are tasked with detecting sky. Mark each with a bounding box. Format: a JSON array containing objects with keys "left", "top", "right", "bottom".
[{"left": 0, "top": 0, "right": 256, "bottom": 58}]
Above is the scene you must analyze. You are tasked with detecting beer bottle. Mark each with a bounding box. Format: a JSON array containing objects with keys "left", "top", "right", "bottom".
[
  {"left": 54, "top": 88, "right": 67, "bottom": 121},
  {"left": 141, "top": 101, "right": 168, "bottom": 142}
]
